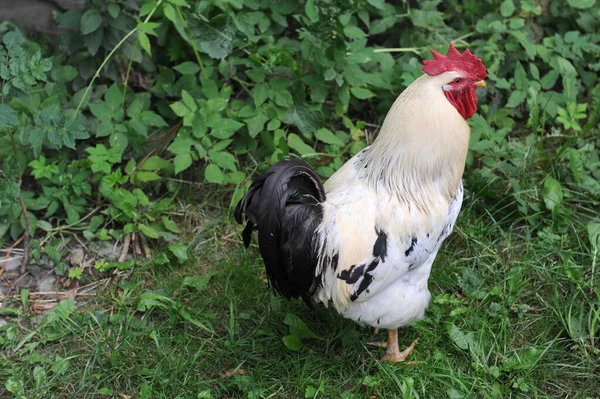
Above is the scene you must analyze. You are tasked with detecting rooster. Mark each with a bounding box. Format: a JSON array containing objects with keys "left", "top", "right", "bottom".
[{"left": 234, "top": 44, "right": 487, "bottom": 362}]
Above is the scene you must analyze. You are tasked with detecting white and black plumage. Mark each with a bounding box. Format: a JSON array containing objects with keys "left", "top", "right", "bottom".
[{"left": 234, "top": 44, "right": 487, "bottom": 361}]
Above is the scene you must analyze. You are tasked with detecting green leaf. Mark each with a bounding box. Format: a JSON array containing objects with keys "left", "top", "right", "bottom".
[
  {"left": 305, "top": 0, "right": 319, "bottom": 22},
  {"left": 500, "top": 0, "right": 515, "bottom": 16},
  {"left": 53, "top": 66, "right": 78, "bottom": 82},
  {"left": 343, "top": 26, "right": 367, "bottom": 39},
  {"left": 447, "top": 323, "right": 469, "bottom": 350},
  {"left": 140, "top": 156, "right": 171, "bottom": 171},
  {"left": 98, "top": 387, "right": 114, "bottom": 395},
  {"left": 211, "top": 119, "right": 243, "bottom": 139},
  {"left": 350, "top": 87, "right": 375, "bottom": 99},
  {"left": 181, "top": 90, "right": 198, "bottom": 112},
  {"left": 137, "top": 292, "right": 174, "bottom": 312},
  {"left": 506, "top": 90, "right": 527, "bottom": 108},
  {"left": 0, "top": 179, "right": 20, "bottom": 202},
  {"left": 105, "top": 84, "right": 122, "bottom": 112},
  {"left": 138, "top": 223, "right": 159, "bottom": 239},
  {"left": 107, "top": 3, "right": 120, "bottom": 18},
  {"left": 162, "top": 216, "right": 181, "bottom": 233},
  {"left": 246, "top": 70, "right": 265, "bottom": 83},
  {"left": 282, "top": 335, "right": 303, "bottom": 351},
  {"left": 0, "top": 104, "right": 18, "bottom": 128},
  {"left": 543, "top": 177, "right": 563, "bottom": 211},
  {"left": 529, "top": 63, "right": 540, "bottom": 81},
  {"left": 514, "top": 62, "right": 528, "bottom": 91},
  {"left": 68, "top": 267, "right": 83, "bottom": 280},
  {"left": 170, "top": 102, "right": 192, "bottom": 118},
  {"left": 212, "top": 139, "right": 233, "bottom": 152},
  {"left": 138, "top": 31, "right": 152, "bottom": 56},
  {"left": 137, "top": 22, "right": 161, "bottom": 36},
  {"left": 315, "top": 128, "right": 344, "bottom": 145},
  {"left": 174, "top": 153, "right": 192, "bottom": 174},
  {"left": 501, "top": 347, "right": 542, "bottom": 371},
  {"left": 253, "top": 84, "right": 268, "bottom": 107},
  {"left": 246, "top": 113, "right": 269, "bottom": 137},
  {"left": 84, "top": 28, "right": 103, "bottom": 56},
  {"left": 367, "top": 0, "right": 386, "bottom": 10},
  {"left": 37, "top": 220, "right": 53, "bottom": 231},
  {"left": 541, "top": 70, "right": 560, "bottom": 90},
  {"left": 410, "top": 9, "right": 444, "bottom": 28},
  {"left": 3, "top": 29, "right": 22, "bottom": 48},
  {"left": 285, "top": 105, "right": 323, "bottom": 134},
  {"left": 168, "top": 138, "right": 195, "bottom": 154},
  {"left": 588, "top": 222, "right": 600, "bottom": 250},
  {"left": 135, "top": 171, "right": 160, "bottom": 182},
  {"left": 208, "top": 150, "right": 237, "bottom": 171},
  {"left": 567, "top": 0, "right": 596, "bottom": 9},
  {"left": 168, "top": 242, "right": 188, "bottom": 264},
  {"left": 205, "top": 164, "right": 224, "bottom": 183},
  {"left": 508, "top": 31, "right": 536, "bottom": 59},
  {"left": 205, "top": 98, "right": 228, "bottom": 113},
  {"left": 189, "top": 15, "right": 235, "bottom": 60},
  {"left": 174, "top": 62, "right": 200, "bottom": 75},
  {"left": 284, "top": 313, "right": 319, "bottom": 339},
  {"left": 5, "top": 377, "right": 23, "bottom": 395},
  {"left": 182, "top": 272, "right": 216, "bottom": 292},
  {"left": 80, "top": 10, "right": 103, "bottom": 35},
  {"left": 287, "top": 133, "right": 314, "bottom": 156}
]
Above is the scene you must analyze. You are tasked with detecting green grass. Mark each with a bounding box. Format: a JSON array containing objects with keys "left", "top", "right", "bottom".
[{"left": 1, "top": 194, "right": 599, "bottom": 399}]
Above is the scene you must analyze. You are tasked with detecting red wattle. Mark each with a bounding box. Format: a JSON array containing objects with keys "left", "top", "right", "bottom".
[{"left": 444, "top": 87, "right": 478, "bottom": 120}]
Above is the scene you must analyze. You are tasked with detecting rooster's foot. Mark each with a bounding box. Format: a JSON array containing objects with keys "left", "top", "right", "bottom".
[{"left": 376, "top": 329, "right": 419, "bottom": 363}]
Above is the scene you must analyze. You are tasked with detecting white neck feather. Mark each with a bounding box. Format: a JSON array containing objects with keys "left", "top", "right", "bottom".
[{"left": 362, "top": 72, "right": 471, "bottom": 212}]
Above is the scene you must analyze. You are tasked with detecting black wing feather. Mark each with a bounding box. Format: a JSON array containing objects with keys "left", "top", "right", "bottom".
[{"left": 234, "top": 159, "right": 325, "bottom": 302}]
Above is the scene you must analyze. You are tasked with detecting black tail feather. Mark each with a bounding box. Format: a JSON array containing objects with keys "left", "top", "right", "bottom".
[{"left": 234, "top": 159, "right": 325, "bottom": 301}]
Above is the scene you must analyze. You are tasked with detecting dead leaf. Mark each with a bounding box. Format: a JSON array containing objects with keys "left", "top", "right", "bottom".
[
  {"left": 58, "top": 288, "right": 78, "bottom": 300},
  {"left": 222, "top": 368, "right": 247, "bottom": 378},
  {"left": 118, "top": 394, "right": 132, "bottom": 399},
  {"left": 31, "top": 302, "right": 57, "bottom": 313}
]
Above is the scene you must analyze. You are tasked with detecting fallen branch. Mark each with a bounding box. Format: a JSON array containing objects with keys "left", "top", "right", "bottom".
[
  {"left": 139, "top": 233, "right": 151, "bottom": 260},
  {"left": 133, "top": 232, "right": 142, "bottom": 256},
  {"left": 119, "top": 234, "right": 131, "bottom": 262},
  {"left": 18, "top": 195, "right": 31, "bottom": 274}
]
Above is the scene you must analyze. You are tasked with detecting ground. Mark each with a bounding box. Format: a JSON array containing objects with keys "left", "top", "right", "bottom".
[{"left": 1, "top": 195, "right": 599, "bottom": 399}]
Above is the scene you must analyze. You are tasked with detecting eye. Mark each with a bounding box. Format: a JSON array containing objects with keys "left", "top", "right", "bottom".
[{"left": 453, "top": 78, "right": 461, "bottom": 84}]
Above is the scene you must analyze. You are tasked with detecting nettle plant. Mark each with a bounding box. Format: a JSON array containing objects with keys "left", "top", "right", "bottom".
[
  {"left": 0, "top": 29, "right": 89, "bottom": 266},
  {"left": 452, "top": 1, "right": 600, "bottom": 237},
  {"left": 2, "top": 0, "right": 600, "bottom": 278}
]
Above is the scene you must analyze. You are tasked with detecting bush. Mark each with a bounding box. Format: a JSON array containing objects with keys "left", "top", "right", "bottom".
[{"left": 0, "top": 0, "right": 599, "bottom": 276}]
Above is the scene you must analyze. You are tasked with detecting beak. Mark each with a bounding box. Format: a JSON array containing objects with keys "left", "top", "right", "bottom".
[{"left": 473, "top": 80, "right": 486, "bottom": 88}]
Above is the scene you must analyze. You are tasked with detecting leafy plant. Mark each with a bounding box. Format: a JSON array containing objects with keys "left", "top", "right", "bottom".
[{"left": 0, "top": 29, "right": 89, "bottom": 270}]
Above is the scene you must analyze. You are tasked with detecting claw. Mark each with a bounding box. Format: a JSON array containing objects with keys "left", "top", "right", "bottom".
[{"left": 377, "top": 329, "right": 420, "bottom": 363}]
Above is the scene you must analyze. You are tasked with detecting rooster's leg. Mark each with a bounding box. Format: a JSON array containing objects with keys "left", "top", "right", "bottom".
[{"left": 379, "top": 329, "right": 419, "bottom": 362}]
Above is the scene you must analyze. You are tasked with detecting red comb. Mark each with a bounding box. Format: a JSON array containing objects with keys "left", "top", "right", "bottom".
[{"left": 422, "top": 43, "right": 486, "bottom": 81}]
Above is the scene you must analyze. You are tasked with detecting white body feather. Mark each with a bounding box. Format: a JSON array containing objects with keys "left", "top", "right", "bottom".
[{"left": 312, "top": 71, "right": 471, "bottom": 329}]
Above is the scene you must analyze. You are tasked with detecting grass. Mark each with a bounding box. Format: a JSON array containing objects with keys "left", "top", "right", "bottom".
[{"left": 1, "top": 189, "right": 600, "bottom": 399}]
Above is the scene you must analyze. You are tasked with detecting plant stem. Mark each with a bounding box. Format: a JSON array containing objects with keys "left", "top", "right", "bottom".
[
  {"left": 121, "top": 39, "right": 140, "bottom": 108},
  {"left": 175, "top": 5, "right": 205, "bottom": 76},
  {"left": 18, "top": 196, "right": 30, "bottom": 274},
  {"left": 74, "top": 0, "right": 164, "bottom": 116},
  {"left": 7, "top": 130, "right": 30, "bottom": 274},
  {"left": 373, "top": 47, "right": 422, "bottom": 55}
]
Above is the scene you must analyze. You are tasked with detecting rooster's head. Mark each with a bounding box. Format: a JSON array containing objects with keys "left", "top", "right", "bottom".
[{"left": 421, "top": 44, "right": 487, "bottom": 120}]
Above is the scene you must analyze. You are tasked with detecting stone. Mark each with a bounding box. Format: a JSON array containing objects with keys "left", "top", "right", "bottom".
[
  {"left": 0, "top": 0, "right": 84, "bottom": 35},
  {"left": 38, "top": 275, "right": 57, "bottom": 293}
]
